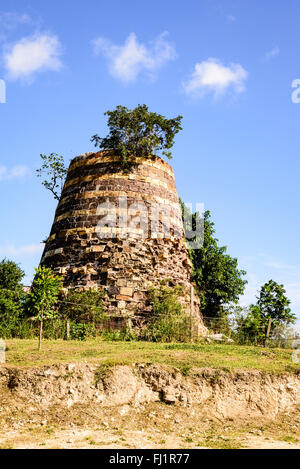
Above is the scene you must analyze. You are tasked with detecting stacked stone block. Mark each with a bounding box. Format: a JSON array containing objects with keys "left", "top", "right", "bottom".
[{"left": 40, "top": 151, "right": 203, "bottom": 327}]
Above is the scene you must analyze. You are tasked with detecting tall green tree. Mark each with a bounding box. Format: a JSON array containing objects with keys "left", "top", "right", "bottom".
[
  {"left": 36, "top": 153, "right": 68, "bottom": 200},
  {"left": 256, "top": 279, "right": 294, "bottom": 325},
  {"left": 0, "top": 258, "right": 24, "bottom": 291},
  {"left": 0, "top": 289, "right": 25, "bottom": 338},
  {"left": 91, "top": 104, "right": 183, "bottom": 166},
  {"left": 0, "top": 259, "right": 26, "bottom": 337},
  {"left": 28, "top": 267, "right": 62, "bottom": 350},
  {"left": 235, "top": 280, "right": 295, "bottom": 344},
  {"left": 180, "top": 203, "right": 247, "bottom": 318}
]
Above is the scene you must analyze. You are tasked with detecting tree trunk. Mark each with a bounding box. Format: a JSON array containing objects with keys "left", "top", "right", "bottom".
[
  {"left": 66, "top": 319, "right": 70, "bottom": 340},
  {"left": 190, "top": 285, "right": 194, "bottom": 342},
  {"left": 264, "top": 318, "right": 272, "bottom": 347},
  {"left": 38, "top": 310, "right": 44, "bottom": 351}
]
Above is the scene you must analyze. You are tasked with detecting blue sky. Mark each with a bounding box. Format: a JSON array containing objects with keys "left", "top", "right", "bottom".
[{"left": 0, "top": 0, "right": 300, "bottom": 326}]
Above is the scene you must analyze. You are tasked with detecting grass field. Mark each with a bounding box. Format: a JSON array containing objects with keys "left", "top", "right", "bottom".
[{"left": 3, "top": 338, "right": 299, "bottom": 373}]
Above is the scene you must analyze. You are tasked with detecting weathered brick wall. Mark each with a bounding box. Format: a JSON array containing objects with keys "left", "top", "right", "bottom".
[{"left": 41, "top": 151, "right": 204, "bottom": 328}]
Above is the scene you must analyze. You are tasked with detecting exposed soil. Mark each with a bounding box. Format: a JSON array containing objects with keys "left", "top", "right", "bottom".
[{"left": 0, "top": 363, "right": 299, "bottom": 449}]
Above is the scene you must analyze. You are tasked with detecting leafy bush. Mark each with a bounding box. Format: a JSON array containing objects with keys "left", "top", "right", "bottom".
[
  {"left": 59, "top": 288, "right": 106, "bottom": 324},
  {"left": 42, "top": 318, "right": 69, "bottom": 340},
  {"left": 101, "top": 327, "right": 136, "bottom": 342},
  {"left": 233, "top": 306, "right": 265, "bottom": 345},
  {"left": 70, "top": 323, "right": 91, "bottom": 341},
  {"left": 143, "top": 285, "right": 192, "bottom": 342},
  {"left": 12, "top": 320, "right": 36, "bottom": 339},
  {"left": 0, "top": 259, "right": 27, "bottom": 338},
  {"left": 0, "top": 288, "right": 25, "bottom": 338},
  {"left": 58, "top": 289, "right": 106, "bottom": 340}
]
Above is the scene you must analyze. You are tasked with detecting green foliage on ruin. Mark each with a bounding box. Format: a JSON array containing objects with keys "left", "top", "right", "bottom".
[
  {"left": 70, "top": 322, "right": 91, "bottom": 341},
  {"left": 91, "top": 104, "right": 183, "bottom": 166},
  {"left": 59, "top": 289, "right": 106, "bottom": 323},
  {"left": 36, "top": 153, "right": 68, "bottom": 200},
  {"left": 59, "top": 289, "right": 106, "bottom": 340},
  {"left": 143, "top": 284, "right": 193, "bottom": 342},
  {"left": 101, "top": 327, "right": 137, "bottom": 342}
]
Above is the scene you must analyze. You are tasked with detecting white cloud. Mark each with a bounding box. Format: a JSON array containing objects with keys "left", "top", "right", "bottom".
[
  {"left": 4, "top": 33, "right": 63, "bottom": 81},
  {"left": 183, "top": 58, "right": 248, "bottom": 98},
  {"left": 265, "top": 46, "right": 280, "bottom": 61},
  {"left": 0, "top": 165, "right": 31, "bottom": 181},
  {"left": 92, "top": 32, "right": 176, "bottom": 83},
  {"left": 0, "top": 244, "right": 43, "bottom": 257}
]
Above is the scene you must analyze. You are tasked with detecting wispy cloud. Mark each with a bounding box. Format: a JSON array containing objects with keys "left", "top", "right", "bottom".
[
  {"left": 183, "top": 58, "right": 248, "bottom": 98},
  {"left": 0, "top": 11, "right": 32, "bottom": 42},
  {"left": 0, "top": 11, "right": 31, "bottom": 30},
  {"left": 264, "top": 46, "right": 280, "bottom": 61},
  {"left": 0, "top": 165, "right": 31, "bottom": 181},
  {"left": 4, "top": 33, "right": 63, "bottom": 82},
  {"left": 285, "top": 282, "right": 300, "bottom": 305},
  {"left": 92, "top": 32, "right": 176, "bottom": 84},
  {"left": 239, "top": 272, "right": 260, "bottom": 307},
  {"left": 0, "top": 244, "right": 43, "bottom": 257},
  {"left": 214, "top": 4, "right": 236, "bottom": 23},
  {"left": 226, "top": 14, "right": 236, "bottom": 22},
  {"left": 264, "top": 261, "right": 299, "bottom": 271}
]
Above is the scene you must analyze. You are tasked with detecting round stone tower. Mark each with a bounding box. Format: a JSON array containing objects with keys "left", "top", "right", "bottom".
[{"left": 41, "top": 151, "right": 203, "bottom": 327}]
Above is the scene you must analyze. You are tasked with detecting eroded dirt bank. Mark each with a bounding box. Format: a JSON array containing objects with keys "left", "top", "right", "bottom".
[
  {"left": 0, "top": 363, "right": 299, "bottom": 449},
  {"left": 0, "top": 363, "right": 299, "bottom": 418}
]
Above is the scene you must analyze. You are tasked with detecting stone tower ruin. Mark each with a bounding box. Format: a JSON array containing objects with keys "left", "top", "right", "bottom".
[{"left": 41, "top": 151, "right": 203, "bottom": 327}]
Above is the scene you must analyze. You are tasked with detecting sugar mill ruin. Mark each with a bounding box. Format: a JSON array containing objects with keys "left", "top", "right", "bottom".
[{"left": 41, "top": 150, "right": 204, "bottom": 330}]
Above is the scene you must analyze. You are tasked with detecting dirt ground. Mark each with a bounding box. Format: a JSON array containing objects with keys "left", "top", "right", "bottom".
[
  {"left": 0, "top": 401, "right": 299, "bottom": 449},
  {"left": 0, "top": 362, "right": 300, "bottom": 449}
]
